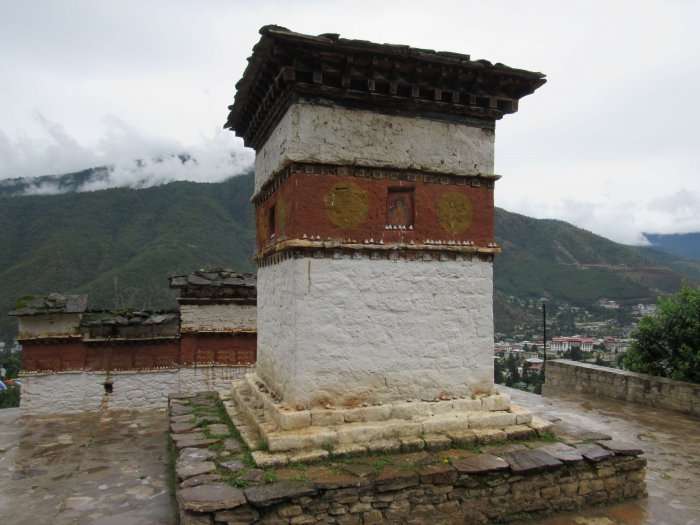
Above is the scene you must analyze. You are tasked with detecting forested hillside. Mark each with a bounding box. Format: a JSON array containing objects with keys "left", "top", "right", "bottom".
[
  {"left": 1, "top": 170, "right": 698, "bottom": 342},
  {"left": 644, "top": 232, "right": 700, "bottom": 262},
  {"left": 0, "top": 172, "right": 255, "bottom": 341}
]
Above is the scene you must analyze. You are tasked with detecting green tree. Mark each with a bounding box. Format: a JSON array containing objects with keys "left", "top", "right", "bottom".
[
  {"left": 564, "top": 345, "right": 583, "bottom": 362},
  {"left": 527, "top": 370, "right": 545, "bottom": 395},
  {"left": 623, "top": 286, "right": 700, "bottom": 383},
  {"left": 0, "top": 387, "right": 20, "bottom": 409},
  {"left": 557, "top": 309, "right": 577, "bottom": 334},
  {"left": 505, "top": 354, "right": 521, "bottom": 386},
  {"left": 494, "top": 358, "right": 505, "bottom": 384},
  {"left": 0, "top": 347, "right": 22, "bottom": 379},
  {"left": 0, "top": 347, "right": 21, "bottom": 409}
]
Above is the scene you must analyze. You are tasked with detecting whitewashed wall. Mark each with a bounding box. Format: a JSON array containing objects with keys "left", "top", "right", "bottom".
[
  {"left": 18, "top": 366, "right": 251, "bottom": 415},
  {"left": 179, "top": 304, "right": 256, "bottom": 333},
  {"left": 18, "top": 314, "right": 82, "bottom": 339},
  {"left": 257, "top": 256, "right": 495, "bottom": 408},
  {"left": 254, "top": 101, "right": 495, "bottom": 194}
]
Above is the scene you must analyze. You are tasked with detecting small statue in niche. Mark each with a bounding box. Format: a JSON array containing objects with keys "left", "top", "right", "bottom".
[{"left": 387, "top": 188, "right": 414, "bottom": 227}]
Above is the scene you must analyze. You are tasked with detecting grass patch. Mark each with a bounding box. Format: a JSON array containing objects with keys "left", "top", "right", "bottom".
[
  {"left": 287, "top": 461, "right": 309, "bottom": 471},
  {"left": 263, "top": 470, "right": 278, "bottom": 483},
  {"left": 165, "top": 437, "right": 178, "bottom": 499},
  {"left": 210, "top": 398, "right": 256, "bottom": 468},
  {"left": 289, "top": 471, "right": 309, "bottom": 482},
  {"left": 536, "top": 431, "right": 558, "bottom": 443},
  {"left": 207, "top": 441, "right": 224, "bottom": 453},
  {"left": 452, "top": 441, "right": 483, "bottom": 454},
  {"left": 370, "top": 455, "right": 394, "bottom": 473},
  {"left": 215, "top": 466, "right": 249, "bottom": 488},
  {"left": 321, "top": 439, "right": 334, "bottom": 454}
]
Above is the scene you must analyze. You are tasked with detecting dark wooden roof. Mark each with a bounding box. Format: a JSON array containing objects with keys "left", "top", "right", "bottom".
[
  {"left": 169, "top": 269, "right": 256, "bottom": 304},
  {"left": 169, "top": 269, "right": 256, "bottom": 290},
  {"left": 225, "top": 26, "right": 547, "bottom": 149}
]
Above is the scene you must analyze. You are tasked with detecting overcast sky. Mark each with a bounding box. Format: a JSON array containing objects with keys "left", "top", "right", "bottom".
[{"left": 1, "top": 0, "right": 699, "bottom": 244}]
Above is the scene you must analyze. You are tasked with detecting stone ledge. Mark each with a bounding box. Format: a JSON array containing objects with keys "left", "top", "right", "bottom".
[{"left": 544, "top": 359, "right": 700, "bottom": 418}]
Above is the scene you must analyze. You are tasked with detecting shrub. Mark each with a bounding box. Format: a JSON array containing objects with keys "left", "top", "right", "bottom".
[
  {"left": 0, "top": 386, "right": 20, "bottom": 409},
  {"left": 624, "top": 286, "right": 700, "bottom": 383}
]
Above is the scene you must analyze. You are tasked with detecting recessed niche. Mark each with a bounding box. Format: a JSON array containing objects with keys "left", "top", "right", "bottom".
[{"left": 386, "top": 187, "right": 415, "bottom": 228}]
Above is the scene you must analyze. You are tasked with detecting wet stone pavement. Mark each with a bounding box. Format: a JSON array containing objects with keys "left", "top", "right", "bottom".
[
  {"left": 0, "top": 387, "right": 698, "bottom": 525},
  {"left": 0, "top": 407, "right": 174, "bottom": 525},
  {"left": 506, "top": 386, "right": 700, "bottom": 525}
]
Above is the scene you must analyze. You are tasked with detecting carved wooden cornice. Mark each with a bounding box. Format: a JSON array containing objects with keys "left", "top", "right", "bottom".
[{"left": 226, "top": 26, "right": 546, "bottom": 149}]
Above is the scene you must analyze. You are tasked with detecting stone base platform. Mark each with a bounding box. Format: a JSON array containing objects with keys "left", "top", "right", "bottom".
[
  {"left": 225, "top": 374, "right": 550, "bottom": 467},
  {"left": 171, "top": 392, "right": 647, "bottom": 525}
]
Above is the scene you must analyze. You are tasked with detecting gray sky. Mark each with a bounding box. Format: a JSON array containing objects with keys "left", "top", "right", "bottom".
[{"left": 1, "top": 0, "right": 699, "bottom": 244}]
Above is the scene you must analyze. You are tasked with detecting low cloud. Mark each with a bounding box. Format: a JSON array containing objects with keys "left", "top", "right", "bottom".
[
  {"left": 0, "top": 114, "right": 254, "bottom": 191},
  {"left": 500, "top": 191, "right": 700, "bottom": 246}
]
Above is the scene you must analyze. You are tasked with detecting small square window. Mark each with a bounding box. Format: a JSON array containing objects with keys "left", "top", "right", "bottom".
[{"left": 387, "top": 187, "right": 415, "bottom": 227}]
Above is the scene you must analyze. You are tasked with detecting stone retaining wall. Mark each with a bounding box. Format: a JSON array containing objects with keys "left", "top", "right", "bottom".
[
  {"left": 180, "top": 456, "right": 645, "bottom": 525},
  {"left": 543, "top": 359, "right": 700, "bottom": 417},
  {"left": 170, "top": 393, "right": 647, "bottom": 525}
]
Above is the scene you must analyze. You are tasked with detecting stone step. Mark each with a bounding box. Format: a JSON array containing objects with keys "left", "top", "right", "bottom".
[
  {"left": 241, "top": 371, "right": 520, "bottom": 433},
  {"left": 227, "top": 375, "right": 544, "bottom": 466},
  {"left": 262, "top": 408, "right": 523, "bottom": 453}
]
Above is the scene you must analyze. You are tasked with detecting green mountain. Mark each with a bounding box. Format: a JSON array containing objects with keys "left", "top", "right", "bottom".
[
  {"left": 1, "top": 171, "right": 698, "bottom": 342},
  {"left": 644, "top": 232, "right": 700, "bottom": 261},
  {"left": 0, "top": 167, "right": 110, "bottom": 197},
  {"left": 493, "top": 210, "right": 700, "bottom": 334},
  {"left": 0, "top": 172, "right": 255, "bottom": 342}
]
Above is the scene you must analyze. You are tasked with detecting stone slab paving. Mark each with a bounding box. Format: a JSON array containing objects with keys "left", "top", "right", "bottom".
[
  {"left": 0, "top": 407, "right": 174, "bottom": 525},
  {"left": 505, "top": 386, "right": 700, "bottom": 525}
]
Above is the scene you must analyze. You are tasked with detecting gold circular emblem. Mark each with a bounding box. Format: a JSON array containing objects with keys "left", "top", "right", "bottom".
[
  {"left": 324, "top": 182, "right": 369, "bottom": 229},
  {"left": 437, "top": 192, "right": 472, "bottom": 235}
]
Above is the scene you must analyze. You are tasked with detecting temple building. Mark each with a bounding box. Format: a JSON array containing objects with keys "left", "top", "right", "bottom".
[
  {"left": 170, "top": 269, "right": 257, "bottom": 366},
  {"left": 224, "top": 26, "right": 546, "bottom": 462},
  {"left": 11, "top": 269, "right": 256, "bottom": 414}
]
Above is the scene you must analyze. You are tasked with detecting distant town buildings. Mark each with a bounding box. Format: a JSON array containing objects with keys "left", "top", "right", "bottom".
[
  {"left": 633, "top": 303, "right": 657, "bottom": 316},
  {"left": 523, "top": 357, "right": 544, "bottom": 376},
  {"left": 550, "top": 336, "right": 595, "bottom": 353},
  {"left": 597, "top": 299, "right": 620, "bottom": 310},
  {"left": 496, "top": 334, "right": 632, "bottom": 361}
]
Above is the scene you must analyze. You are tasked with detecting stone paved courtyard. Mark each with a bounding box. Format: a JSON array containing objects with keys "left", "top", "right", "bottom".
[
  {"left": 506, "top": 387, "right": 700, "bottom": 525},
  {"left": 0, "top": 386, "right": 698, "bottom": 524},
  {"left": 0, "top": 407, "right": 174, "bottom": 525}
]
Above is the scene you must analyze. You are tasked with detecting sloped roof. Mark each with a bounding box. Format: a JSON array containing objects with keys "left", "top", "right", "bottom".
[
  {"left": 81, "top": 310, "right": 179, "bottom": 327},
  {"left": 10, "top": 293, "right": 88, "bottom": 316},
  {"left": 169, "top": 269, "right": 256, "bottom": 289}
]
